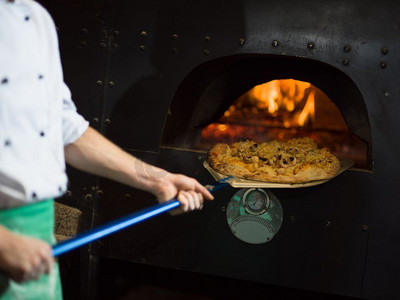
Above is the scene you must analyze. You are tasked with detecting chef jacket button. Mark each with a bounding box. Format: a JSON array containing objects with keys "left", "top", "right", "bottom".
[
  {"left": 1, "top": 78, "right": 8, "bottom": 85},
  {"left": 32, "top": 192, "right": 37, "bottom": 199},
  {"left": 25, "top": 16, "right": 30, "bottom": 21},
  {"left": 40, "top": 131, "right": 45, "bottom": 137},
  {"left": 38, "top": 74, "right": 44, "bottom": 80},
  {"left": 58, "top": 186, "right": 63, "bottom": 192},
  {"left": 4, "top": 139, "right": 11, "bottom": 146}
]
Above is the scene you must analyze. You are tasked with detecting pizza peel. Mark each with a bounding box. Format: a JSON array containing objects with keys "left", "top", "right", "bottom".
[
  {"left": 203, "top": 157, "right": 354, "bottom": 188},
  {"left": 52, "top": 176, "right": 232, "bottom": 257}
]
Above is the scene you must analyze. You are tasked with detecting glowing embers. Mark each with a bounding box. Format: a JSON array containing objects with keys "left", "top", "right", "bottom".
[{"left": 200, "top": 79, "right": 367, "bottom": 167}]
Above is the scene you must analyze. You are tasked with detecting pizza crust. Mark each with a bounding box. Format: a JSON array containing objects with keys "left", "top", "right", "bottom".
[{"left": 207, "top": 137, "right": 341, "bottom": 184}]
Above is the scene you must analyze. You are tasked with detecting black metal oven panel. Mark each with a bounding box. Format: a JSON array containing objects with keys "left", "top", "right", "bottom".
[{"left": 93, "top": 149, "right": 370, "bottom": 298}]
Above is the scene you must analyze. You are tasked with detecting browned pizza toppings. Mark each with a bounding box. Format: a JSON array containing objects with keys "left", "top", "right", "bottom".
[{"left": 207, "top": 137, "right": 341, "bottom": 183}]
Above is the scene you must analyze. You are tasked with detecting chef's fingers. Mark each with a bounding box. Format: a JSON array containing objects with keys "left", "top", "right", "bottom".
[{"left": 193, "top": 181, "right": 214, "bottom": 201}]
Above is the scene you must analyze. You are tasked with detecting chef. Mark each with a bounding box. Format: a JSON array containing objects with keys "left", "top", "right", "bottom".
[{"left": 0, "top": 0, "right": 213, "bottom": 298}]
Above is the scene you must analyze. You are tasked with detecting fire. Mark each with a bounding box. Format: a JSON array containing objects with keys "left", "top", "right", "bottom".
[{"left": 249, "top": 79, "right": 314, "bottom": 126}]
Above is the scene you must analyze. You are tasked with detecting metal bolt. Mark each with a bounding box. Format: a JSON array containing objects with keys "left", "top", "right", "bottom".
[
  {"left": 381, "top": 47, "right": 389, "bottom": 55},
  {"left": 100, "top": 42, "right": 107, "bottom": 48},
  {"left": 380, "top": 61, "right": 387, "bottom": 69},
  {"left": 85, "top": 193, "right": 93, "bottom": 200},
  {"left": 384, "top": 91, "right": 390, "bottom": 97},
  {"left": 66, "top": 190, "right": 73, "bottom": 198},
  {"left": 92, "top": 117, "right": 100, "bottom": 124},
  {"left": 307, "top": 42, "right": 315, "bottom": 50},
  {"left": 96, "top": 189, "right": 104, "bottom": 197},
  {"left": 220, "top": 206, "right": 226, "bottom": 213},
  {"left": 139, "top": 45, "right": 145, "bottom": 51},
  {"left": 124, "top": 194, "right": 131, "bottom": 200},
  {"left": 81, "top": 28, "right": 88, "bottom": 34},
  {"left": 342, "top": 58, "right": 350, "bottom": 66},
  {"left": 104, "top": 118, "right": 111, "bottom": 125},
  {"left": 96, "top": 80, "right": 103, "bottom": 86},
  {"left": 238, "top": 38, "right": 245, "bottom": 45},
  {"left": 204, "top": 36, "right": 211, "bottom": 43},
  {"left": 343, "top": 44, "right": 352, "bottom": 52},
  {"left": 289, "top": 216, "right": 296, "bottom": 224},
  {"left": 272, "top": 40, "right": 279, "bottom": 47},
  {"left": 113, "top": 30, "right": 119, "bottom": 37},
  {"left": 172, "top": 33, "right": 179, "bottom": 40},
  {"left": 141, "top": 31, "right": 147, "bottom": 37},
  {"left": 361, "top": 224, "right": 369, "bottom": 232},
  {"left": 325, "top": 220, "right": 332, "bottom": 228},
  {"left": 108, "top": 81, "right": 115, "bottom": 87},
  {"left": 203, "top": 49, "right": 210, "bottom": 56}
]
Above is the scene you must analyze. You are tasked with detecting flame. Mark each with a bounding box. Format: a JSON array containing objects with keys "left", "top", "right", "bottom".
[
  {"left": 248, "top": 79, "right": 314, "bottom": 127},
  {"left": 298, "top": 90, "right": 316, "bottom": 126}
]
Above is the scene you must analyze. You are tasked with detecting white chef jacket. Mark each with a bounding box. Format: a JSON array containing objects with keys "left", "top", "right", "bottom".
[{"left": 0, "top": 0, "right": 89, "bottom": 208}]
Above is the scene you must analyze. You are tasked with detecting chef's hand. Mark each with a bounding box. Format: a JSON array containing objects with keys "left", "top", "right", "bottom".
[
  {"left": 0, "top": 227, "right": 53, "bottom": 283},
  {"left": 153, "top": 173, "right": 214, "bottom": 215}
]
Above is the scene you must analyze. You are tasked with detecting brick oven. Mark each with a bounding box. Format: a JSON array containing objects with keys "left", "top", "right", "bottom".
[{"left": 39, "top": 0, "right": 400, "bottom": 299}]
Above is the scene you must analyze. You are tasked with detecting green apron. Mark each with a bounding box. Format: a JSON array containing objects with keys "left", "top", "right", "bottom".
[{"left": 0, "top": 200, "right": 62, "bottom": 300}]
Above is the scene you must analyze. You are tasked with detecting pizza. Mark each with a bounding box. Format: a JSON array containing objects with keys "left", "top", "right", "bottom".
[{"left": 207, "top": 137, "right": 341, "bottom": 184}]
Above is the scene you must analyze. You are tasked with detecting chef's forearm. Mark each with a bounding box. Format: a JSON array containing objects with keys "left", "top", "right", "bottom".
[{"left": 64, "top": 126, "right": 168, "bottom": 193}]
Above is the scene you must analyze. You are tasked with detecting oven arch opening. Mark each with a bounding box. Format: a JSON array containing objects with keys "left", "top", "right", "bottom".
[{"left": 162, "top": 54, "right": 372, "bottom": 170}]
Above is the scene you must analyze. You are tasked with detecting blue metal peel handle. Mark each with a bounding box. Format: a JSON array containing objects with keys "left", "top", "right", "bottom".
[{"left": 52, "top": 177, "right": 232, "bottom": 257}]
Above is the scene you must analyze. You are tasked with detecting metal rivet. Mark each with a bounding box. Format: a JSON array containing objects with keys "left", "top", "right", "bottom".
[
  {"left": 204, "top": 36, "right": 211, "bottom": 43},
  {"left": 139, "top": 45, "right": 145, "bottom": 51},
  {"left": 96, "top": 80, "right": 103, "bottom": 86},
  {"left": 172, "top": 33, "right": 179, "bottom": 40},
  {"left": 104, "top": 119, "right": 111, "bottom": 125},
  {"left": 80, "top": 41, "right": 87, "bottom": 47},
  {"left": 361, "top": 224, "right": 369, "bottom": 232},
  {"left": 113, "top": 30, "right": 119, "bottom": 37},
  {"left": 66, "top": 190, "right": 73, "bottom": 198},
  {"left": 141, "top": 31, "right": 147, "bottom": 37},
  {"left": 220, "top": 206, "right": 226, "bottom": 213},
  {"left": 343, "top": 44, "right": 352, "bottom": 52},
  {"left": 100, "top": 42, "right": 107, "bottom": 48},
  {"left": 384, "top": 91, "right": 390, "bottom": 97},
  {"left": 203, "top": 49, "right": 210, "bottom": 56},
  {"left": 108, "top": 81, "right": 115, "bottom": 87},
  {"left": 81, "top": 28, "right": 88, "bottom": 34},
  {"left": 92, "top": 117, "right": 100, "bottom": 124},
  {"left": 96, "top": 190, "right": 104, "bottom": 197},
  {"left": 85, "top": 193, "right": 93, "bottom": 200},
  {"left": 342, "top": 58, "right": 350, "bottom": 66},
  {"left": 380, "top": 61, "right": 387, "bottom": 69},
  {"left": 272, "top": 40, "right": 279, "bottom": 47},
  {"left": 325, "top": 220, "right": 332, "bottom": 228},
  {"left": 238, "top": 38, "right": 245, "bottom": 45},
  {"left": 307, "top": 42, "right": 315, "bottom": 50},
  {"left": 289, "top": 216, "right": 296, "bottom": 224},
  {"left": 381, "top": 47, "right": 389, "bottom": 55},
  {"left": 124, "top": 194, "right": 131, "bottom": 200}
]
